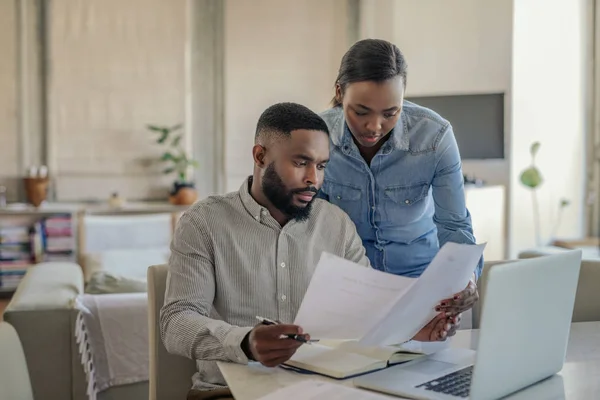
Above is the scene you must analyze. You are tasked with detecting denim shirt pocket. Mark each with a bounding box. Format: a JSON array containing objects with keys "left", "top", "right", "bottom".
[
  {"left": 383, "top": 182, "right": 430, "bottom": 223},
  {"left": 324, "top": 181, "right": 363, "bottom": 222}
]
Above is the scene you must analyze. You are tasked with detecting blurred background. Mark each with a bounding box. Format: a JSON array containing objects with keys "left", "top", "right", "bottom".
[{"left": 0, "top": 0, "right": 598, "bottom": 261}]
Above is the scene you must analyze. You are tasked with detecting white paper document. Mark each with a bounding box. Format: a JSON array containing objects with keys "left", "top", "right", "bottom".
[
  {"left": 293, "top": 253, "right": 416, "bottom": 339},
  {"left": 256, "top": 380, "right": 391, "bottom": 400},
  {"left": 293, "top": 242, "right": 486, "bottom": 346}
]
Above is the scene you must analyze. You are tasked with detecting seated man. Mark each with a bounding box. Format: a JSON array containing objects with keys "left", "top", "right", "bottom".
[{"left": 160, "top": 102, "right": 460, "bottom": 400}]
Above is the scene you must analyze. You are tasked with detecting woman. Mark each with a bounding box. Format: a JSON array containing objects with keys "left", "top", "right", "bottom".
[{"left": 318, "top": 38, "right": 481, "bottom": 315}]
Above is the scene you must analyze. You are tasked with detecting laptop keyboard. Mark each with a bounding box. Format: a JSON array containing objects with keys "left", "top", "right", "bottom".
[{"left": 415, "top": 365, "right": 473, "bottom": 398}]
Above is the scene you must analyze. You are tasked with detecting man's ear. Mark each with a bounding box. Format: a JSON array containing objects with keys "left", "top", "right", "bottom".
[{"left": 252, "top": 144, "right": 267, "bottom": 168}]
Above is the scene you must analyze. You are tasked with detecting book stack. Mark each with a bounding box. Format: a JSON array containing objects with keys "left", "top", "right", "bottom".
[
  {"left": 0, "top": 225, "right": 33, "bottom": 291},
  {"left": 41, "top": 214, "right": 76, "bottom": 263}
]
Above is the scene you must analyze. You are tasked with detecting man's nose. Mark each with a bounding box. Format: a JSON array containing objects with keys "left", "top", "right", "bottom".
[{"left": 304, "top": 166, "right": 318, "bottom": 186}]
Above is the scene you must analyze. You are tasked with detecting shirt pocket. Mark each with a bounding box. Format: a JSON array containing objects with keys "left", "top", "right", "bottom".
[
  {"left": 325, "top": 181, "right": 363, "bottom": 222},
  {"left": 383, "top": 182, "right": 430, "bottom": 223}
]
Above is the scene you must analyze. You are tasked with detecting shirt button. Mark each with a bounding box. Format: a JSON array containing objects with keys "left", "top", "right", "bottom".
[
  {"left": 261, "top": 209, "right": 267, "bottom": 215},
  {"left": 336, "top": 195, "right": 341, "bottom": 200},
  {"left": 255, "top": 215, "right": 260, "bottom": 220},
  {"left": 404, "top": 200, "right": 410, "bottom": 204},
  {"left": 280, "top": 262, "right": 286, "bottom": 268},
  {"left": 371, "top": 206, "right": 375, "bottom": 210},
  {"left": 281, "top": 294, "right": 287, "bottom": 301}
]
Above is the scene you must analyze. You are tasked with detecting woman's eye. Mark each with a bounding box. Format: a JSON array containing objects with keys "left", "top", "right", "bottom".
[{"left": 354, "top": 110, "right": 368, "bottom": 116}]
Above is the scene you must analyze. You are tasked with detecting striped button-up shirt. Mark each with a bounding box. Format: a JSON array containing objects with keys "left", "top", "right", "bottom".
[{"left": 160, "top": 177, "right": 370, "bottom": 390}]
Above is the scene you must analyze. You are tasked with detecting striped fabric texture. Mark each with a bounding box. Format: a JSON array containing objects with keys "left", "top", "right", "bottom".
[{"left": 160, "top": 177, "right": 370, "bottom": 390}]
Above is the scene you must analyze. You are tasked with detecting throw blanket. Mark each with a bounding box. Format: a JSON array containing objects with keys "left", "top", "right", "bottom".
[{"left": 74, "top": 293, "right": 149, "bottom": 400}]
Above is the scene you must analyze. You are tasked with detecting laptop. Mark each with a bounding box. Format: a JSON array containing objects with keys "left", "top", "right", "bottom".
[{"left": 353, "top": 250, "right": 582, "bottom": 400}]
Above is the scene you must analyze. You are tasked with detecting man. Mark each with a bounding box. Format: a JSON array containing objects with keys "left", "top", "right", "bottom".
[{"left": 160, "top": 102, "right": 460, "bottom": 400}]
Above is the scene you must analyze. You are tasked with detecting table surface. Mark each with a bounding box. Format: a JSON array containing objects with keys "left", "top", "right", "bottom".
[{"left": 218, "top": 321, "right": 600, "bottom": 400}]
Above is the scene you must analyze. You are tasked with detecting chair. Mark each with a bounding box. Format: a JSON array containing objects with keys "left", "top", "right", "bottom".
[
  {"left": 147, "top": 264, "right": 197, "bottom": 400},
  {"left": 0, "top": 321, "right": 34, "bottom": 400},
  {"left": 519, "top": 247, "right": 600, "bottom": 322}
]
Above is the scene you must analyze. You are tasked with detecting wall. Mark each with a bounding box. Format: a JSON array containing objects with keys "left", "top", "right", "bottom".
[
  {"left": 47, "top": 0, "right": 187, "bottom": 201},
  {"left": 509, "top": 0, "right": 589, "bottom": 256},
  {"left": 223, "top": 0, "right": 349, "bottom": 192},
  {"left": 359, "top": 0, "right": 513, "bottom": 187},
  {"left": 0, "top": 1, "right": 19, "bottom": 201}
]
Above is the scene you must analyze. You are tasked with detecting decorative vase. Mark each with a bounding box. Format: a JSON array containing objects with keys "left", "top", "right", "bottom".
[
  {"left": 23, "top": 177, "right": 49, "bottom": 207},
  {"left": 168, "top": 181, "right": 198, "bottom": 206}
]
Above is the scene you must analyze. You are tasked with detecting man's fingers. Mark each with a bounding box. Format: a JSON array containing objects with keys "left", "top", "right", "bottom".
[
  {"left": 263, "top": 324, "right": 303, "bottom": 336},
  {"left": 254, "top": 338, "right": 303, "bottom": 353}
]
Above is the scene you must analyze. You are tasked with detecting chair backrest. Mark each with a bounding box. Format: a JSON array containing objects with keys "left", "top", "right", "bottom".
[
  {"left": 519, "top": 248, "right": 600, "bottom": 322},
  {"left": 147, "top": 264, "right": 197, "bottom": 400},
  {"left": 0, "top": 321, "right": 34, "bottom": 400}
]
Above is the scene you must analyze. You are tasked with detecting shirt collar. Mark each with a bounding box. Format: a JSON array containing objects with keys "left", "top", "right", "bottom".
[{"left": 239, "top": 176, "right": 268, "bottom": 222}]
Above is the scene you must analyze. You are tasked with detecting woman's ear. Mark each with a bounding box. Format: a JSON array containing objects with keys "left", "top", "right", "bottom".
[
  {"left": 252, "top": 144, "right": 267, "bottom": 168},
  {"left": 335, "top": 83, "right": 343, "bottom": 105}
]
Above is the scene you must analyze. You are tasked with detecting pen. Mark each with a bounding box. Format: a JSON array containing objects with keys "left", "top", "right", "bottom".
[{"left": 255, "top": 316, "right": 318, "bottom": 344}]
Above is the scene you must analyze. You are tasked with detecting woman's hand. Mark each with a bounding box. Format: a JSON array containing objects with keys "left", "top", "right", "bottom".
[
  {"left": 412, "top": 313, "right": 461, "bottom": 342},
  {"left": 436, "top": 275, "right": 479, "bottom": 315}
]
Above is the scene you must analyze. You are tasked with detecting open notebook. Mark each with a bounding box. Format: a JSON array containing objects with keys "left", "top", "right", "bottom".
[{"left": 282, "top": 339, "right": 430, "bottom": 379}]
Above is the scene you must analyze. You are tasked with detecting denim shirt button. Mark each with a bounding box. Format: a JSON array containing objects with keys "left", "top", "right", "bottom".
[
  {"left": 404, "top": 200, "right": 410, "bottom": 204},
  {"left": 336, "top": 195, "right": 342, "bottom": 200}
]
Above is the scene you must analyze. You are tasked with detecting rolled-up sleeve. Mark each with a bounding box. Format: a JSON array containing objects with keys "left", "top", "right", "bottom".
[
  {"left": 432, "top": 125, "right": 483, "bottom": 280},
  {"left": 159, "top": 211, "right": 252, "bottom": 363}
]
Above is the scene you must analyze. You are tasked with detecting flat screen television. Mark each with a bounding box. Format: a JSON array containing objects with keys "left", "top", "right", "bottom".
[{"left": 405, "top": 93, "right": 505, "bottom": 160}]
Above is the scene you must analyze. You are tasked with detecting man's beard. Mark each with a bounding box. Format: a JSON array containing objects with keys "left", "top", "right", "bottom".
[{"left": 262, "top": 163, "right": 317, "bottom": 222}]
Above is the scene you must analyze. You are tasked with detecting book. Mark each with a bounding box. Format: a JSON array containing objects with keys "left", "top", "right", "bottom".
[{"left": 283, "top": 339, "right": 430, "bottom": 379}]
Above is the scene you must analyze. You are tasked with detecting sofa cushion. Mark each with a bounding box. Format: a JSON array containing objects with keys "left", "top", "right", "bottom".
[{"left": 84, "top": 247, "right": 170, "bottom": 294}]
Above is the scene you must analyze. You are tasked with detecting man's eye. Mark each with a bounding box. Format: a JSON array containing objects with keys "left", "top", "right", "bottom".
[
  {"left": 295, "top": 161, "right": 307, "bottom": 166},
  {"left": 317, "top": 164, "right": 327, "bottom": 170}
]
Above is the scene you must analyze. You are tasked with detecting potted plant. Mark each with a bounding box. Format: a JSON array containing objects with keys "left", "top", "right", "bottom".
[
  {"left": 519, "top": 141, "right": 570, "bottom": 246},
  {"left": 147, "top": 123, "right": 199, "bottom": 205}
]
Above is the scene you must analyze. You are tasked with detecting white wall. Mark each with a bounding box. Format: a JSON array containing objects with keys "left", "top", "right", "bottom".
[
  {"left": 509, "top": 0, "right": 589, "bottom": 256},
  {"left": 223, "top": 0, "right": 348, "bottom": 192},
  {"left": 0, "top": 1, "right": 19, "bottom": 201}
]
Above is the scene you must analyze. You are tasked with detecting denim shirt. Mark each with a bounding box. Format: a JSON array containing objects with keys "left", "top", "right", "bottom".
[{"left": 318, "top": 101, "right": 483, "bottom": 279}]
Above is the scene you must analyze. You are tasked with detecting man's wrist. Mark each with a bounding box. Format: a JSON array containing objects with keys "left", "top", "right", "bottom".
[{"left": 240, "top": 331, "right": 254, "bottom": 361}]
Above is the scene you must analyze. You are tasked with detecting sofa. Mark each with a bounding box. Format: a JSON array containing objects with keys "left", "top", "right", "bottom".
[{"left": 4, "top": 261, "right": 150, "bottom": 400}]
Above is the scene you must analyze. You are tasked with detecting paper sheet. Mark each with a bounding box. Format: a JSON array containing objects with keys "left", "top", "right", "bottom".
[
  {"left": 359, "top": 242, "right": 486, "bottom": 346},
  {"left": 293, "top": 252, "right": 416, "bottom": 339},
  {"left": 256, "top": 380, "right": 391, "bottom": 400}
]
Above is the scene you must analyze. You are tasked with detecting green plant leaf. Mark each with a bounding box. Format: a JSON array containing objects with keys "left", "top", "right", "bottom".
[
  {"left": 163, "top": 167, "right": 175, "bottom": 175},
  {"left": 171, "top": 135, "right": 182, "bottom": 147},
  {"left": 189, "top": 160, "right": 199, "bottom": 168},
  {"left": 161, "top": 152, "right": 174, "bottom": 161},
  {"left": 520, "top": 166, "right": 543, "bottom": 188},
  {"left": 530, "top": 142, "right": 541, "bottom": 157},
  {"left": 560, "top": 198, "right": 570, "bottom": 208},
  {"left": 147, "top": 124, "right": 164, "bottom": 132}
]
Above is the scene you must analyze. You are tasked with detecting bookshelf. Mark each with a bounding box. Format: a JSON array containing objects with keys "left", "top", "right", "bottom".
[{"left": 0, "top": 207, "right": 78, "bottom": 295}]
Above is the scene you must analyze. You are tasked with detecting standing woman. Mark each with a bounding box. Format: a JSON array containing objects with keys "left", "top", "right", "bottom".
[{"left": 319, "top": 38, "right": 481, "bottom": 315}]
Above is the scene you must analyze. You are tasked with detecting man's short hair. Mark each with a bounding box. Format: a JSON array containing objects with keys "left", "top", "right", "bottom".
[{"left": 255, "top": 102, "right": 329, "bottom": 144}]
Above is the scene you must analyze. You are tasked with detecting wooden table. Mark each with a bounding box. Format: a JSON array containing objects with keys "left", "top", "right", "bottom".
[{"left": 218, "top": 322, "right": 600, "bottom": 399}]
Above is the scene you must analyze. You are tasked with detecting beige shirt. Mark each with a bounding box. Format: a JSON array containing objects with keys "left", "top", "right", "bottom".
[{"left": 160, "top": 177, "right": 370, "bottom": 390}]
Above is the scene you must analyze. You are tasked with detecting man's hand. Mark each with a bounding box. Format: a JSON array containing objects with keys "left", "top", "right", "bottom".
[
  {"left": 412, "top": 313, "right": 461, "bottom": 342},
  {"left": 247, "top": 324, "right": 308, "bottom": 367},
  {"left": 436, "top": 276, "right": 479, "bottom": 315}
]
